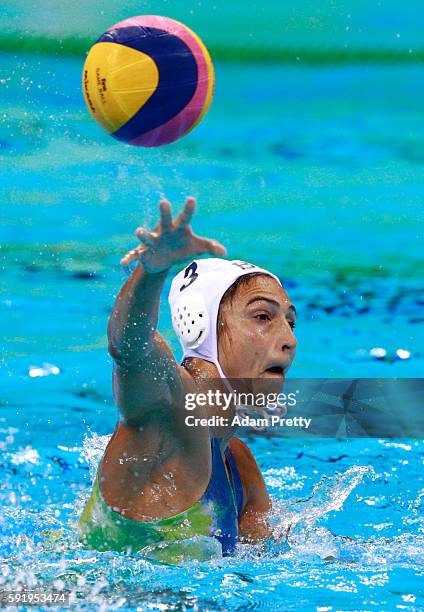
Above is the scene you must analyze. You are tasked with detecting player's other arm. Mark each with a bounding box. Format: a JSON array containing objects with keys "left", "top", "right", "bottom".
[{"left": 229, "top": 437, "right": 272, "bottom": 542}]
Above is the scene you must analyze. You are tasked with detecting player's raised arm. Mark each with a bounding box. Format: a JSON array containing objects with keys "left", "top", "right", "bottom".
[{"left": 107, "top": 197, "right": 226, "bottom": 426}]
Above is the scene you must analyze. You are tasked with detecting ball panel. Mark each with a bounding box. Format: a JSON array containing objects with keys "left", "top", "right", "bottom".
[
  {"left": 82, "top": 42, "right": 122, "bottom": 134},
  {"left": 180, "top": 30, "right": 215, "bottom": 136},
  {"left": 83, "top": 42, "right": 159, "bottom": 134},
  {"left": 107, "top": 27, "right": 198, "bottom": 143},
  {"left": 111, "top": 15, "right": 188, "bottom": 37},
  {"left": 108, "top": 45, "right": 159, "bottom": 125},
  {"left": 128, "top": 83, "right": 209, "bottom": 147},
  {"left": 108, "top": 47, "right": 159, "bottom": 94},
  {"left": 127, "top": 19, "right": 214, "bottom": 146}
]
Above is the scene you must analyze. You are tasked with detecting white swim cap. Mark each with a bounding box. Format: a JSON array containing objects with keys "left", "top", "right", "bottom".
[{"left": 168, "top": 258, "right": 282, "bottom": 378}]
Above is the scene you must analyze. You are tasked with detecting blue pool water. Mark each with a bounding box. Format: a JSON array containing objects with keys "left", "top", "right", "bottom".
[{"left": 1, "top": 52, "right": 423, "bottom": 610}]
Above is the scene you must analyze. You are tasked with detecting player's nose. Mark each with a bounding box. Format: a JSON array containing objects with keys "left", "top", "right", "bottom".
[{"left": 280, "top": 319, "right": 297, "bottom": 353}]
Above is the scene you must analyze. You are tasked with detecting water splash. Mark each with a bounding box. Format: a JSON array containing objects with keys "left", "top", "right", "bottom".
[
  {"left": 80, "top": 431, "right": 111, "bottom": 484},
  {"left": 272, "top": 465, "right": 375, "bottom": 538},
  {"left": 262, "top": 465, "right": 376, "bottom": 562}
]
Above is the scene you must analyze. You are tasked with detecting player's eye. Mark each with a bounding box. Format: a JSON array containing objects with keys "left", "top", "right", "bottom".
[{"left": 254, "top": 313, "right": 271, "bottom": 321}]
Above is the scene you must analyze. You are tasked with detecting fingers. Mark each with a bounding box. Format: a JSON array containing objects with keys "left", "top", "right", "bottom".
[
  {"left": 175, "top": 196, "right": 196, "bottom": 227},
  {"left": 120, "top": 245, "right": 146, "bottom": 266},
  {"left": 155, "top": 196, "right": 196, "bottom": 232},
  {"left": 159, "top": 199, "right": 173, "bottom": 230},
  {"left": 120, "top": 226, "right": 155, "bottom": 266},
  {"left": 194, "top": 236, "right": 227, "bottom": 257},
  {"left": 135, "top": 226, "right": 155, "bottom": 246}
]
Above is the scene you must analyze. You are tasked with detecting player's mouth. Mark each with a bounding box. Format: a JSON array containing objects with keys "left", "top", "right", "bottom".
[{"left": 262, "top": 365, "right": 285, "bottom": 379}]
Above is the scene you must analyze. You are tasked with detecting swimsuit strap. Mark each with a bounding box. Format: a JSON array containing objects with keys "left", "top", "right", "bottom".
[
  {"left": 224, "top": 444, "right": 244, "bottom": 519},
  {"left": 206, "top": 436, "right": 243, "bottom": 519},
  {"left": 205, "top": 435, "right": 234, "bottom": 506},
  {"left": 198, "top": 436, "right": 241, "bottom": 555}
]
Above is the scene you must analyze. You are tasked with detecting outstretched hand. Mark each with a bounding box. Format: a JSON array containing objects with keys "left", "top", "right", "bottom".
[{"left": 120, "top": 197, "right": 227, "bottom": 272}]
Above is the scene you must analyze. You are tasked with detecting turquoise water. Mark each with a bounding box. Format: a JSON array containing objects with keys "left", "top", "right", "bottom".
[{"left": 1, "top": 52, "right": 424, "bottom": 609}]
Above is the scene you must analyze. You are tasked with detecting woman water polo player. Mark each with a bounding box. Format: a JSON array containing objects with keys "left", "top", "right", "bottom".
[{"left": 78, "top": 197, "right": 297, "bottom": 560}]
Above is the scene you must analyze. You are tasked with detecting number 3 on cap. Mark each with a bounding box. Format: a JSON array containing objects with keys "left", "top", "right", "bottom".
[{"left": 179, "top": 262, "right": 199, "bottom": 291}]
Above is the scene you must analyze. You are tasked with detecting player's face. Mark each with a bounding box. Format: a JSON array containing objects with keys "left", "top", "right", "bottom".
[{"left": 217, "top": 275, "right": 297, "bottom": 384}]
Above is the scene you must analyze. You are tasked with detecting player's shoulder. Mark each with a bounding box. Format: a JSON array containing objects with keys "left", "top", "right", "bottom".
[
  {"left": 228, "top": 437, "right": 257, "bottom": 467},
  {"left": 228, "top": 437, "right": 269, "bottom": 510},
  {"left": 177, "top": 363, "right": 198, "bottom": 392}
]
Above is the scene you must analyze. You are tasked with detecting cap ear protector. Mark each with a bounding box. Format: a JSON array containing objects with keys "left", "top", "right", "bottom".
[{"left": 171, "top": 291, "right": 209, "bottom": 349}]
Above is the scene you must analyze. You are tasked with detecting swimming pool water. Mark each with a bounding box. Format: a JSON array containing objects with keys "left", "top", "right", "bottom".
[{"left": 1, "top": 52, "right": 423, "bottom": 610}]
